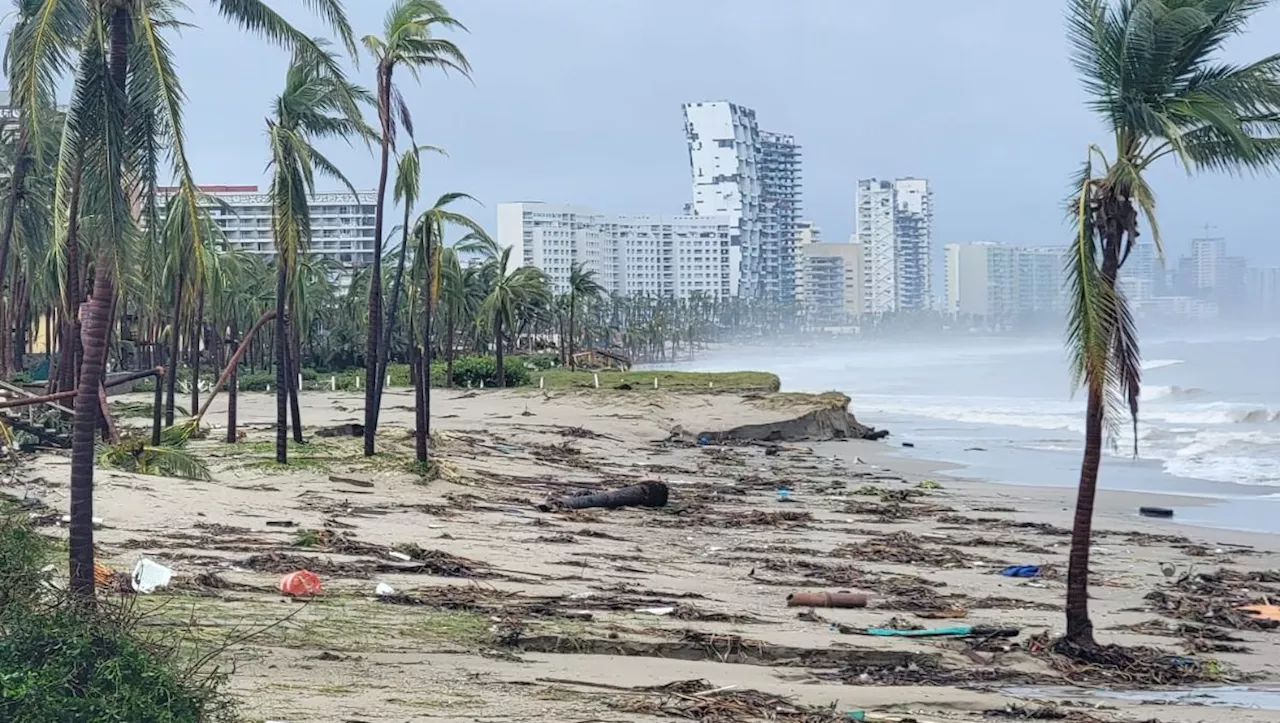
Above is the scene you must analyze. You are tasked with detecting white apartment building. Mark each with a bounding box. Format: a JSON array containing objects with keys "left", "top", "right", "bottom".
[
  {"left": 857, "top": 178, "right": 933, "bottom": 315},
  {"left": 496, "top": 202, "right": 732, "bottom": 299},
  {"left": 945, "top": 242, "right": 1065, "bottom": 321},
  {"left": 797, "top": 241, "right": 864, "bottom": 326},
  {"left": 159, "top": 184, "right": 378, "bottom": 267},
  {"left": 683, "top": 101, "right": 802, "bottom": 301}
]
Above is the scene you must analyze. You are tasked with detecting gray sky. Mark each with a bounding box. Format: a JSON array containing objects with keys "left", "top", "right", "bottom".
[{"left": 172, "top": 0, "right": 1280, "bottom": 264}]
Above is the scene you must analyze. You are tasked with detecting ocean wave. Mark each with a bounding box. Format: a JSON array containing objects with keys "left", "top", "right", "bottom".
[
  {"left": 1143, "top": 385, "right": 1205, "bottom": 401},
  {"left": 1146, "top": 405, "right": 1280, "bottom": 425},
  {"left": 1142, "top": 358, "right": 1185, "bottom": 371}
]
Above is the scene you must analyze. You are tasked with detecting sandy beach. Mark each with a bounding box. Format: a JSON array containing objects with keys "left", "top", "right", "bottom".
[{"left": 8, "top": 386, "right": 1280, "bottom": 723}]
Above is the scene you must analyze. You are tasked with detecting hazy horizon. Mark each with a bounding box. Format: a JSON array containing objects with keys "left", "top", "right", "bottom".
[{"left": 9, "top": 0, "right": 1280, "bottom": 264}]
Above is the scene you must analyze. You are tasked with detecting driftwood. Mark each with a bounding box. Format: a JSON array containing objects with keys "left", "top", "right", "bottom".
[
  {"left": 0, "top": 368, "right": 162, "bottom": 411},
  {"left": 539, "top": 481, "right": 669, "bottom": 512}
]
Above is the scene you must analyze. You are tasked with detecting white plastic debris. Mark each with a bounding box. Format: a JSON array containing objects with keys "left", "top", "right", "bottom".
[
  {"left": 375, "top": 582, "right": 396, "bottom": 597},
  {"left": 637, "top": 606, "right": 675, "bottom": 616},
  {"left": 387, "top": 551, "right": 412, "bottom": 562},
  {"left": 132, "top": 559, "right": 173, "bottom": 594}
]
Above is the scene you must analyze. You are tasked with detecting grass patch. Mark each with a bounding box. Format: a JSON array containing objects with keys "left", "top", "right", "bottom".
[{"left": 535, "top": 369, "right": 779, "bottom": 392}]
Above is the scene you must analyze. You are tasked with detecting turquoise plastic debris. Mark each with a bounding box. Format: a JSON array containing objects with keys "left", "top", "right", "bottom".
[{"left": 864, "top": 625, "right": 973, "bottom": 637}]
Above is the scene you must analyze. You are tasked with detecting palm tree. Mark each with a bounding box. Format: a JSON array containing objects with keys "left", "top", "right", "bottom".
[
  {"left": 362, "top": 0, "right": 470, "bottom": 457},
  {"left": 50, "top": 0, "right": 358, "bottom": 600},
  {"left": 479, "top": 245, "right": 549, "bottom": 387},
  {"left": 437, "top": 245, "right": 482, "bottom": 384},
  {"left": 566, "top": 262, "right": 604, "bottom": 369},
  {"left": 1061, "top": 0, "right": 1280, "bottom": 646},
  {"left": 265, "top": 47, "right": 369, "bottom": 464}
]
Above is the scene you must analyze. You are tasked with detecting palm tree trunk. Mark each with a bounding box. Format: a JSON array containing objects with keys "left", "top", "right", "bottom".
[
  {"left": 413, "top": 344, "right": 427, "bottom": 463},
  {"left": 287, "top": 317, "right": 303, "bottom": 444},
  {"left": 60, "top": 164, "right": 84, "bottom": 393},
  {"left": 445, "top": 317, "right": 455, "bottom": 387},
  {"left": 568, "top": 294, "right": 577, "bottom": 370},
  {"left": 0, "top": 126, "right": 32, "bottom": 319},
  {"left": 191, "top": 288, "right": 204, "bottom": 413},
  {"left": 68, "top": 4, "right": 131, "bottom": 601},
  {"left": 275, "top": 262, "right": 288, "bottom": 464},
  {"left": 420, "top": 277, "right": 433, "bottom": 460},
  {"left": 495, "top": 316, "right": 505, "bottom": 388},
  {"left": 363, "top": 64, "right": 394, "bottom": 457},
  {"left": 165, "top": 267, "right": 184, "bottom": 426},
  {"left": 374, "top": 203, "right": 413, "bottom": 421},
  {"left": 227, "top": 318, "right": 239, "bottom": 443},
  {"left": 1066, "top": 380, "right": 1104, "bottom": 644}
]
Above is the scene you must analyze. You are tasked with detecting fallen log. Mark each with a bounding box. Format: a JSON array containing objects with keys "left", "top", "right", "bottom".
[
  {"left": 538, "top": 481, "right": 669, "bottom": 512},
  {"left": 0, "top": 368, "right": 163, "bottom": 411}
]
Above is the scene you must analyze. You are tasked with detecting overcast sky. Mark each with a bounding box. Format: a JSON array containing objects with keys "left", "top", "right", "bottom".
[{"left": 164, "top": 1, "right": 1280, "bottom": 263}]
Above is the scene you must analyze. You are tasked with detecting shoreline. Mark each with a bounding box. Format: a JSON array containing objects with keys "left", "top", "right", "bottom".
[{"left": 12, "top": 386, "right": 1280, "bottom": 722}]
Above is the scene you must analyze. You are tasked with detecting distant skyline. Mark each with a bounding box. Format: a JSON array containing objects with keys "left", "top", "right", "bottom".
[{"left": 16, "top": 0, "right": 1278, "bottom": 264}]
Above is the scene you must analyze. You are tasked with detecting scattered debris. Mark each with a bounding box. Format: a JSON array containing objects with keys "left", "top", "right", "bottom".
[
  {"left": 539, "top": 481, "right": 669, "bottom": 511},
  {"left": 1139, "top": 506, "right": 1174, "bottom": 519},
  {"left": 131, "top": 559, "right": 173, "bottom": 594},
  {"left": 278, "top": 569, "right": 322, "bottom": 597},
  {"left": 786, "top": 591, "right": 868, "bottom": 608}
]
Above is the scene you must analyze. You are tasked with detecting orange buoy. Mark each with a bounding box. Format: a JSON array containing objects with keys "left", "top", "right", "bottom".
[{"left": 279, "top": 569, "right": 322, "bottom": 597}]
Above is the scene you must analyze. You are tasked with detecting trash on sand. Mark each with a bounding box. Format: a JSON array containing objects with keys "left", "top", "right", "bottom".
[
  {"left": 638, "top": 607, "right": 676, "bottom": 616},
  {"left": 786, "top": 591, "right": 868, "bottom": 608},
  {"left": 1239, "top": 604, "right": 1280, "bottom": 622},
  {"left": 375, "top": 582, "right": 396, "bottom": 597},
  {"left": 538, "top": 481, "right": 669, "bottom": 512},
  {"left": 60, "top": 514, "right": 103, "bottom": 525},
  {"left": 1140, "top": 506, "right": 1174, "bottom": 519},
  {"left": 132, "top": 559, "right": 173, "bottom": 594},
  {"left": 387, "top": 550, "right": 413, "bottom": 561},
  {"left": 330, "top": 475, "right": 375, "bottom": 489},
  {"left": 1000, "top": 565, "right": 1043, "bottom": 578},
  {"left": 918, "top": 480, "right": 943, "bottom": 489},
  {"left": 902, "top": 442, "right": 915, "bottom": 448},
  {"left": 776, "top": 488, "right": 791, "bottom": 502},
  {"left": 863, "top": 624, "right": 1019, "bottom": 638},
  {"left": 265, "top": 520, "right": 297, "bottom": 528},
  {"left": 94, "top": 561, "right": 116, "bottom": 586},
  {"left": 279, "top": 569, "right": 322, "bottom": 597}
]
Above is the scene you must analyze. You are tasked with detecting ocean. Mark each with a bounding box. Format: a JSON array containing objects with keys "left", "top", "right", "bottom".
[{"left": 672, "top": 330, "right": 1280, "bottom": 534}]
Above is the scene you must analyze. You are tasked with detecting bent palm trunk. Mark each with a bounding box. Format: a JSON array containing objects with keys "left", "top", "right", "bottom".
[
  {"left": 363, "top": 65, "right": 394, "bottom": 458},
  {"left": 275, "top": 263, "right": 288, "bottom": 464}
]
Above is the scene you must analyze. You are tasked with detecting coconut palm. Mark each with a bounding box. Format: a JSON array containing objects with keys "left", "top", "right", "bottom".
[
  {"left": 362, "top": 0, "right": 470, "bottom": 456},
  {"left": 437, "top": 245, "right": 483, "bottom": 384},
  {"left": 566, "top": 262, "right": 604, "bottom": 369},
  {"left": 1061, "top": 0, "right": 1280, "bottom": 646},
  {"left": 264, "top": 47, "right": 369, "bottom": 463},
  {"left": 48, "top": 0, "right": 359, "bottom": 600},
  {"left": 478, "top": 245, "right": 549, "bottom": 387}
]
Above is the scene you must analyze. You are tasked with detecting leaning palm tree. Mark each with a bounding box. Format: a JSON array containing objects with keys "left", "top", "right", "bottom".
[
  {"left": 479, "top": 246, "right": 549, "bottom": 387},
  {"left": 362, "top": 0, "right": 470, "bottom": 456},
  {"left": 264, "top": 47, "right": 369, "bottom": 463},
  {"left": 566, "top": 261, "right": 604, "bottom": 370},
  {"left": 1061, "top": 0, "right": 1280, "bottom": 647},
  {"left": 51, "top": 0, "right": 358, "bottom": 600}
]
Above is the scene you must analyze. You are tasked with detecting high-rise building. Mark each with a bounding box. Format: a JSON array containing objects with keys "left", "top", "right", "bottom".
[
  {"left": 797, "top": 241, "right": 864, "bottom": 326},
  {"left": 683, "top": 101, "right": 801, "bottom": 301},
  {"left": 1191, "top": 235, "right": 1226, "bottom": 292},
  {"left": 945, "top": 242, "right": 1064, "bottom": 321},
  {"left": 157, "top": 184, "right": 377, "bottom": 268},
  {"left": 759, "top": 131, "right": 802, "bottom": 302},
  {"left": 1246, "top": 267, "right": 1280, "bottom": 318},
  {"left": 496, "top": 202, "right": 732, "bottom": 299},
  {"left": 857, "top": 178, "right": 933, "bottom": 314}
]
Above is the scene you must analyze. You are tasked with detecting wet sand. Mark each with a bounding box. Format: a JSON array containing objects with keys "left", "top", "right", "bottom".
[{"left": 8, "top": 387, "right": 1280, "bottom": 723}]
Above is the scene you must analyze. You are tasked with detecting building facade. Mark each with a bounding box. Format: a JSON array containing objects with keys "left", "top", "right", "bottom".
[
  {"left": 159, "top": 185, "right": 378, "bottom": 268},
  {"left": 683, "top": 101, "right": 801, "bottom": 301},
  {"left": 857, "top": 177, "right": 933, "bottom": 315},
  {"left": 797, "top": 242, "right": 864, "bottom": 326},
  {"left": 945, "top": 242, "right": 1064, "bottom": 321},
  {"left": 496, "top": 202, "right": 732, "bottom": 299}
]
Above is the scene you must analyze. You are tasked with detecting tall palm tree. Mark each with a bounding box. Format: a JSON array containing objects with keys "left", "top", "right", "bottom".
[
  {"left": 51, "top": 0, "right": 358, "bottom": 600},
  {"left": 265, "top": 47, "right": 369, "bottom": 464},
  {"left": 362, "top": 0, "right": 470, "bottom": 457},
  {"left": 1061, "top": 0, "right": 1280, "bottom": 646},
  {"left": 437, "top": 244, "right": 482, "bottom": 384},
  {"left": 566, "top": 261, "right": 604, "bottom": 370},
  {"left": 479, "top": 245, "right": 549, "bottom": 387}
]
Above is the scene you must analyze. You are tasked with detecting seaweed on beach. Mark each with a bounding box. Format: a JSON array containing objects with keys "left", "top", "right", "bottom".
[
  {"left": 1144, "top": 568, "right": 1280, "bottom": 631},
  {"left": 1029, "top": 633, "right": 1237, "bottom": 686},
  {"left": 601, "top": 678, "right": 846, "bottom": 722},
  {"left": 835, "top": 531, "right": 1006, "bottom": 568}
]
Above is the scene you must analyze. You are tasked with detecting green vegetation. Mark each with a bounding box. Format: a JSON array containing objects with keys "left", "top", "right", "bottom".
[
  {"left": 535, "top": 369, "right": 780, "bottom": 393},
  {"left": 0, "top": 510, "right": 231, "bottom": 722}
]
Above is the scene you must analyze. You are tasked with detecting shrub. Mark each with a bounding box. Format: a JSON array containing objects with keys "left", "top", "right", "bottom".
[
  {"left": 0, "top": 512, "right": 232, "bottom": 722},
  {"left": 518, "top": 353, "right": 560, "bottom": 370},
  {"left": 443, "top": 356, "right": 530, "bottom": 388}
]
